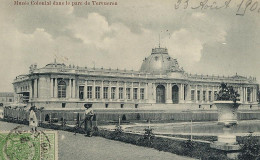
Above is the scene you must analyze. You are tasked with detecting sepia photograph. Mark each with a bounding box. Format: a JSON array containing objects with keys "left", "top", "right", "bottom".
[{"left": 0, "top": 0, "right": 260, "bottom": 159}]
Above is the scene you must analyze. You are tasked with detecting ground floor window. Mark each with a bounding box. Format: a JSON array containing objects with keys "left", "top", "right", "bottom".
[
  {"left": 95, "top": 86, "right": 100, "bottom": 99},
  {"left": 87, "top": 86, "right": 92, "bottom": 99},
  {"left": 119, "top": 87, "right": 123, "bottom": 99},
  {"left": 214, "top": 91, "right": 218, "bottom": 100},
  {"left": 103, "top": 87, "right": 108, "bottom": 99},
  {"left": 111, "top": 87, "right": 116, "bottom": 99},
  {"left": 133, "top": 88, "right": 138, "bottom": 99},
  {"left": 140, "top": 88, "right": 145, "bottom": 100},
  {"left": 197, "top": 90, "right": 200, "bottom": 101},
  {"left": 191, "top": 90, "right": 195, "bottom": 101},
  {"left": 208, "top": 91, "right": 212, "bottom": 101},
  {"left": 203, "top": 91, "right": 206, "bottom": 101},
  {"left": 247, "top": 88, "right": 251, "bottom": 102},
  {"left": 79, "top": 86, "right": 84, "bottom": 99},
  {"left": 126, "top": 88, "right": 131, "bottom": 99},
  {"left": 58, "top": 80, "right": 66, "bottom": 98}
]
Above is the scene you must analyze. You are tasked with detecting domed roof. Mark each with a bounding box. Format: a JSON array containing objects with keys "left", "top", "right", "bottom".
[{"left": 140, "top": 47, "right": 184, "bottom": 74}]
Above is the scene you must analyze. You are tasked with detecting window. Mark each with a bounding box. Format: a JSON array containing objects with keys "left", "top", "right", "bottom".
[
  {"left": 111, "top": 87, "right": 116, "bottom": 99},
  {"left": 126, "top": 88, "right": 131, "bottom": 99},
  {"left": 203, "top": 91, "right": 206, "bottom": 101},
  {"left": 105, "top": 103, "right": 109, "bottom": 108},
  {"left": 58, "top": 80, "right": 66, "bottom": 98},
  {"left": 247, "top": 88, "right": 251, "bottom": 102},
  {"left": 121, "top": 104, "right": 124, "bottom": 108},
  {"left": 103, "top": 87, "right": 108, "bottom": 99},
  {"left": 208, "top": 91, "right": 212, "bottom": 102},
  {"left": 62, "top": 103, "right": 66, "bottom": 108},
  {"left": 95, "top": 87, "right": 100, "bottom": 99},
  {"left": 191, "top": 90, "right": 195, "bottom": 101},
  {"left": 9, "top": 99, "right": 12, "bottom": 102},
  {"left": 214, "top": 91, "right": 218, "bottom": 100},
  {"left": 87, "top": 86, "right": 92, "bottom": 99},
  {"left": 119, "top": 87, "right": 123, "bottom": 99},
  {"left": 197, "top": 90, "right": 200, "bottom": 101},
  {"left": 79, "top": 86, "right": 84, "bottom": 99},
  {"left": 140, "top": 88, "right": 145, "bottom": 100},
  {"left": 133, "top": 88, "right": 138, "bottom": 99}
]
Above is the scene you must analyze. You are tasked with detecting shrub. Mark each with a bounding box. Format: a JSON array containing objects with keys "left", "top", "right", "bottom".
[
  {"left": 136, "top": 113, "right": 141, "bottom": 120},
  {"left": 122, "top": 114, "right": 127, "bottom": 121},
  {"left": 238, "top": 134, "right": 260, "bottom": 160},
  {"left": 216, "top": 83, "right": 240, "bottom": 103}
]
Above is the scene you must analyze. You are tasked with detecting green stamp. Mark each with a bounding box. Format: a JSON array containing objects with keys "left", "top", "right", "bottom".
[{"left": 0, "top": 127, "right": 58, "bottom": 160}]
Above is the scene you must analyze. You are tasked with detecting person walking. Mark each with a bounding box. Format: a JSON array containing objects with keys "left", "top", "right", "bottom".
[
  {"left": 29, "top": 106, "right": 38, "bottom": 133},
  {"left": 84, "top": 105, "right": 94, "bottom": 137}
]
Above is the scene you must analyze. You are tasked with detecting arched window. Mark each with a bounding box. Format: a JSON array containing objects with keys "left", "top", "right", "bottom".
[{"left": 58, "top": 80, "right": 66, "bottom": 98}]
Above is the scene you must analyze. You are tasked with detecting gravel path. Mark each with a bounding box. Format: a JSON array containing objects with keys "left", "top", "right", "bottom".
[{"left": 0, "top": 121, "right": 195, "bottom": 160}]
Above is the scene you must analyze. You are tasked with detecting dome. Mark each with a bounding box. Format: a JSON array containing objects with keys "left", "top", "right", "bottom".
[{"left": 140, "top": 48, "right": 184, "bottom": 74}]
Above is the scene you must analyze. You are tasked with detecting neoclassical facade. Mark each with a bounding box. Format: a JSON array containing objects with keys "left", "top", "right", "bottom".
[{"left": 13, "top": 47, "right": 259, "bottom": 110}]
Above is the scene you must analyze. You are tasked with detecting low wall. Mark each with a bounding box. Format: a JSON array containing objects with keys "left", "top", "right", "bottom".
[{"left": 4, "top": 107, "right": 260, "bottom": 122}]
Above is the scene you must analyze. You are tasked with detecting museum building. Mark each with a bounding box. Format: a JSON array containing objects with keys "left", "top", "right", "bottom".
[{"left": 13, "top": 47, "right": 259, "bottom": 110}]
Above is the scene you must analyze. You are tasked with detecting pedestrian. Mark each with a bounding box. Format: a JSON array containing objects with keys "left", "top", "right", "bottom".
[
  {"left": 84, "top": 105, "right": 94, "bottom": 137},
  {"left": 29, "top": 106, "right": 38, "bottom": 133}
]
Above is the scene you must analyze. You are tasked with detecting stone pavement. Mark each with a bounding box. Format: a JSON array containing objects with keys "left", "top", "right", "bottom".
[{"left": 0, "top": 121, "right": 195, "bottom": 160}]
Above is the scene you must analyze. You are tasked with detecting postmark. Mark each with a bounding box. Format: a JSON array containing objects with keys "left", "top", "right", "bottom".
[{"left": 0, "top": 126, "right": 58, "bottom": 160}]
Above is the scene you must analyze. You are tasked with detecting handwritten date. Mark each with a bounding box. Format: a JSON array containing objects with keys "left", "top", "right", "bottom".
[{"left": 175, "top": 0, "right": 260, "bottom": 16}]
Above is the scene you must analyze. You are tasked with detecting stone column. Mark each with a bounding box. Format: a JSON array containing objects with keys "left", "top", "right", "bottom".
[
  {"left": 108, "top": 81, "right": 111, "bottom": 100},
  {"left": 195, "top": 85, "right": 198, "bottom": 103},
  {"left": 166, "top": 83, "right": 171, "bottom": 103},
  {"left": 84, "top": 80, "right": 87, "bottom": 99},
  {"left": 67, "top": 79, "right": 71, "bottom": 98},
  {"left": 153, "top": 83, "right": 156, "bottom": 100},
  {"left": 182, "top": 84, "right": 184, "bottom": 102},
  {"left": 206, "top": 85, "right": 208, "bottom": 102},
  {"left": 145, "top": 83, "right": 148, "bottom": 100},
  {"left": 244, "top": 87, "right": 247, "bottom": 102},
  {"left": 212, "top": 86, "right": 215, "bottom": 101},
  {"left": 116, "top": 81, "right": 119, "bottom": 100},
  {"left": 29, "top": 82, "right": 33, "bottom": 99},
  {"left": 130, "top": 82, "right": 134, "bottom": 100},
  {"left": 169, "top": 83, "right": 172, "bottom": 102},
  {"left": 72, "top": 79, "right": 75, "bottom": 98},
  {"left": 254, "top": 87, "right": 256, "bottom": 102},
  {"left": 187, "top": 84, "right": 191, "bottom": 102},
  {"left": 179, "top": 84, "right": 183, "bottom": 103},
  {"left": 201, "top": 85, "right": 204, "bottom": 102},
  {"left": 137, "top": 82, "right": 140, "bottom": 100},
  {"left": 93, "top": 80, "right": 96, "bottom": 99},
  {"left": 101, "top": 81, "right": 104, "bottom": 100},
  {"left": 250, "top": 87, "right": 253, "bottom": 102},
  {"left": 239, "top": 87, "right": 243, "bottom": 102},
  {"left": 124, "top": 82, "right": 127, "bottom": 101},
  {"left": 50, "top": 78, "right": 53, "bottom": 98},
  {"left": 54, "top": 78, "right": 58, "bottom": 98}
]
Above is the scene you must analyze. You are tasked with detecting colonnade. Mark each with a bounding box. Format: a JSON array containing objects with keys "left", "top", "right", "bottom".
[{"left": 49, "top": 78, "right": 147, "bottom": 101}]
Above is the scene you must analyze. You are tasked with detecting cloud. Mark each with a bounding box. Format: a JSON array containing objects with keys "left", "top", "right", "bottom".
[
  {"left": 165, "top": 28, "right": 203, "bottom": 70},
  {"left": 0, "top": 0, "right": 259, "bottom": 92}
]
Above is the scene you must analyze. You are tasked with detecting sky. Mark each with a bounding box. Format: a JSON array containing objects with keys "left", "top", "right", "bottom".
[{"left": 0, "top": 0, "right": 259, "bottom": 92}]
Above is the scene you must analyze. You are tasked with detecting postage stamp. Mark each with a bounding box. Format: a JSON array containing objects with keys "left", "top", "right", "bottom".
[{"left": 0, "top": 128, "right": 58, "bottom": 160}]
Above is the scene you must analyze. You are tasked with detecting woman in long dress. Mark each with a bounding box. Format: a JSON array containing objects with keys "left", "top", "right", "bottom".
[
  {"left": 29, "top": 106, "right": 38, "bottom": 133},
  {"left": 84, "top": 106, "right": 94, "bottom": 136}
]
